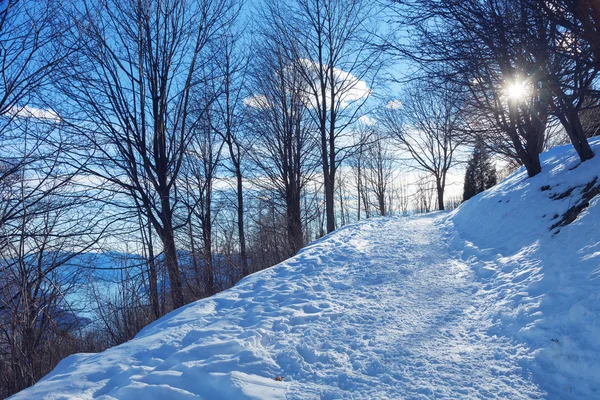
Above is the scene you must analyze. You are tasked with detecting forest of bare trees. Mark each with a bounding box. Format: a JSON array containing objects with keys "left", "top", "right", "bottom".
[{"left": 1, "top": 0, "right": 599, "bottom": 396}]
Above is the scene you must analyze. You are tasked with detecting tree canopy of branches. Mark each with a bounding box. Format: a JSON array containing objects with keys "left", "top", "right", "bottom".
[
  {"left": 390, "top": 0, "right": 598, "bottom": 177},
  {"left": 7, "top": 0, "right": 600, "bottom": 396},
  {"left": 57, "top": 0, "right": 238, "bottom": 309},
  {"left": 383, "top": 81, "right": 464, "bottom": 210},
  {"left": 246, "top": 22, "right": 320, "bottom": 256},
  {"left": 263, "top": 0, "right": 382, "bottom": 233},
  {"left": 209, "top": 33, "right": 251, "bottom": 277}
]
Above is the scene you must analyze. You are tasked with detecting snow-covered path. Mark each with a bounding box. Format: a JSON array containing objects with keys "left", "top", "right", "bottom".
[
  {"left": 12, "top": 214, "right": 544, "bottom": 399},
  {"left": 275, "top": 214, "right": 543, "bottom": 399}
]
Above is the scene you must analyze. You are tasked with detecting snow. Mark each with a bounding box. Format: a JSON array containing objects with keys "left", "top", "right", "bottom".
[
  {"left": 448, "top": 137, "right": 600, "bottom": 399},
  {"left": 11, "top": 139, "right": 600, "bottom": 399}
]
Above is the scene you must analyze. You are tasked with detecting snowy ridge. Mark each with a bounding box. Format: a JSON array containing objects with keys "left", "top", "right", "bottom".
[{"left": 11, "top": 139, "right": 600, "bottom": 399}]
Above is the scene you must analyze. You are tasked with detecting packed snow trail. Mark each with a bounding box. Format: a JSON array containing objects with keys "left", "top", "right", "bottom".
[{"left": 11, "top": 214, "right": 544, "bottom": 399}]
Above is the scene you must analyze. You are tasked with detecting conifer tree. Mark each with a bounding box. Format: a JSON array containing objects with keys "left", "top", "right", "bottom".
[{"left": 463, "top": 140, "right": 497, "bottom": 202}]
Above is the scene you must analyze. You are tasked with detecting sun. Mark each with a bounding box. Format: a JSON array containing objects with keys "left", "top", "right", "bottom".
[{"left": 505, "top": 80, "right": 529, "bottom": 102}]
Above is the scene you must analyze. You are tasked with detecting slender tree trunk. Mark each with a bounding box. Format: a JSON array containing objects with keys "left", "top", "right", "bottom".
[
  {"left": 158, "top": 196, "right": 184, "bottom": 309},
  {"left": 320, "top": 125, "right": 335, "bottom": 233},
  {"left": 146, "top": 219, "right": 160, "bottom": 319},
  {"left": 548, "top": 79, "right": 595, "bottom": 162},
  {"left": 436, "top": 177, "right": 445, "bottom": 211},
  {"left": 286, "top": 195, "right": 303, "bottom": 255},
  {"left": 234, "top": 162, "right": 249, "bottom": 277},
  {"left": 203, "top": 191, "right": 214, "bottom": 295},
  {"left": 160, "top": 228, "right": 184, "bottom": 309},
  {"left": 378, "top": 192, "right": 386, "bottom": 216},
  {"left": 188, "top": 218, "right": 201, "bottom": 295},
  {"left": 325, "top": 174, "right": 335, "bottom": 233},
  {"left": 203, "top": 228, "right": 213, "bottom": 295},
  {"left": 357, "top": 166, "right": 362, "bottom": 221},
  {"left": 338, "top": 184, "right": 346, "bottom": 226}
]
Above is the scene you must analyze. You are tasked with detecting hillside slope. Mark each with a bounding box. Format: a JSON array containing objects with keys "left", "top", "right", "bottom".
[
  {"left": 11, "top": 139, "right": 600, "bottom": 399},
  {"left": 448, "top": 138, "right": 600, "bottom": 399}
]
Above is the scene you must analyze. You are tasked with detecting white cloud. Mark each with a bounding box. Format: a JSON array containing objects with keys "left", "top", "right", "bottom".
[
  {"left": 333, "top": 67, "right": 371, "bottom": 105},
  {"left": 359, "top": 115, "right": 377, "bottom": 126},
  {"left": 296, "top": 59, "right": 371, "bottom": 108},
  {"left": 243, "top": 94, "right": 271, "bottom": 109},
  {"left": 7, "top": 105, "right": 61, "bottom": 121},
  {"left": 385, "top": 100, "right": 402, "bottom": 109},
  {"left": 244, "top": 60, "right": 371, "bottom": 114}
]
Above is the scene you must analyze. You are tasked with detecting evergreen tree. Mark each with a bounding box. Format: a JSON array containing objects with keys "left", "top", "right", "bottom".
[{"left": 463, "top": 140, "right": 497, "bottom": 202}]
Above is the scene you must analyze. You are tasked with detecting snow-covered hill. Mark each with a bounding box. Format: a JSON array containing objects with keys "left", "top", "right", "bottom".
[
  {"left": 11, "top": 139, "right": 600, "bottom": 399},
  {"left": 449, "top": 137, "right": 600, "bottom": 399}
]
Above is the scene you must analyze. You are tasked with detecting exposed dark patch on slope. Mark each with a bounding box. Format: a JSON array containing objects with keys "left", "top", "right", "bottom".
[{"left": 551, "top": 177, "right": 600, "bottom": 232}]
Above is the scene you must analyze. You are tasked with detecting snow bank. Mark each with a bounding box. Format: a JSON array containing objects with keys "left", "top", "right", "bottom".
[
  {"left": 10, "top": 138, "right": 600, "bottom": 399},
  {"left": 448, "top": 137, "right": 600, "bottom": 399},
  {"left": 11, "top": 215, "right": 547, "bottom": 399}
]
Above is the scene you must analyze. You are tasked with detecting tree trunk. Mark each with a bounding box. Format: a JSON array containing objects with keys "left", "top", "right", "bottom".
[
  {"left": 325, "top": 174, "right": 335, "bottom": 233},
  {"left": 378, "top": 193, "right": 386, "bottom": 216},
  {"left": 521, "top": 151, "right": 542, "bottom": 177},
  {"left": 203, "top": 232, "right": 213, "bottom": 295},
  {"left": 436, "top": 178, "right": 445, "bottom": 211},
  {"left": 203, "top": 203, "right": 214, "bottom": 296},
  {"left": 357, "top": 166, "right": 362, "bottom": 221},
  {"left": 507, "top": 102, "right": 543, "bottom": 178},
  {"left": 155, "top": 191, "right": 184, "bottom": 309},
  {"left": 146, "top": 219, "right": 160, "bottom": 319},
  {"left": 188, "top": 218, "right": 201, "bottom": 296},
  {"left": 286, "top": 198, "right": 303, "bottom": 255},
  {"left": 160, "top": 227, "right": 184, "bottom": 309},
  {"left": 563, "top": 109, "right": 595, "bottom": 162},
  {"left": 235, "top": 163, "right": 249, "bottom": 277},
  {"left": 507, "top": 129, "right": 542, "bottom": 178}
]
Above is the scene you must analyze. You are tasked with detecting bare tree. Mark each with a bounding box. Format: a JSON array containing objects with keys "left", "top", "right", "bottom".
[
  {"left": 389, "top": 0, "right": 555, "bottom": 177},
  {"left": 263, "top": 0, "right": 382, "bottom": 233},
  {"left": 389, "top": 178, "right": 410, "bottom": 216},
  {"left": 0, "top": 0, "right": 71, "bottom": 229},
  {"left": 246, "top": 196, "right": 287, "bottom": 271},
  {"left": 349, "top": 125, "right": 374, "bottom": 220},
  {"left": 210, "top": 33, "right": 250, "bottom": 277},
  {"left": 365, "top": 134, "right": 395, "bottom": 216},
  {"left": 389, "top": 0, "right": 599, "bottom": 174},
  {"left": 383, "top": 81, "right": 463, "bottom": 210},
  {"left": 0, "top": 0, "right": 67, "bottom": 130},
  {"left": 0, "top": 120, "right": 108, "bottom": 397},
  {"left": 349, "top": 146, "right": 367, "bottom": 221},
  {"left": 58, "top": 0, "right": 237, "bottom": 308},
  {"left": 544, "top": 0, "right": 600, "bottom": 75},
  {"left": 501, "top": 0, "right": 597, "bottom": 162},
  {"left": 247, "top": 32, "right": 317, "bottom": 256},
  {"left": 415, "top": 175, "right": 435, "bottom": 213},
  {"left": 184, "top": 87, "right": 223, "bottom": 297}
]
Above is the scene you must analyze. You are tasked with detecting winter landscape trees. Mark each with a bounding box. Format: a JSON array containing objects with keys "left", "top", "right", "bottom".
[
  {"left": 462, "top": 140, "right": 497, "bottom": 202},
  {"left": 1, "top": 0, "right": 599, "bottom": 396}
]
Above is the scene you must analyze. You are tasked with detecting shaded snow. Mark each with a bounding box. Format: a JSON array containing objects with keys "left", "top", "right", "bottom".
[
  {"left": 448, "top": 138, "right": 600, "bottom": 399},
  {"left": 11, "top": 139, "right": 600, "bottom": 399}
]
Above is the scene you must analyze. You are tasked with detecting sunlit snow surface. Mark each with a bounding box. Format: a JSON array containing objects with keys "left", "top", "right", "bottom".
[{"left": 12, "top": 139, "right": 600, "bottom": 399}]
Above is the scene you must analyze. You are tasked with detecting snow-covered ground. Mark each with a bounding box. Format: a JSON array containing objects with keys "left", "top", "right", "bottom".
[
  {"left": 11, "top": 139, "right": 600, "bottom": 399},
  {"left": 449, "top": 138, "right": 600, "bottom": 399}
]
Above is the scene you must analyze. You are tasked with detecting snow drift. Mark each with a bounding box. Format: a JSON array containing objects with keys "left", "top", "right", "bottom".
[{"left": 11, "top": 139, "right": 600, "bottom": 399}]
